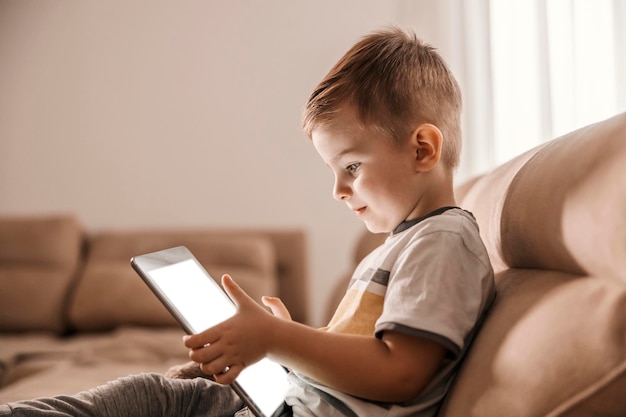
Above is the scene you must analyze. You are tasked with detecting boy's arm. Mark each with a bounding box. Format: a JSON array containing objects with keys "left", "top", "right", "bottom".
[{"left": 184, "top": 275, "right": 446, "bottom": 403}]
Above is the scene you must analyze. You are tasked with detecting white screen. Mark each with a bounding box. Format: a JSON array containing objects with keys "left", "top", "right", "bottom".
[
  {"left": 150, "top": 259, "right": 235, "bottom": 333},
  {"left": 148, "top": 258, "right": 289, "bottom": 416}
]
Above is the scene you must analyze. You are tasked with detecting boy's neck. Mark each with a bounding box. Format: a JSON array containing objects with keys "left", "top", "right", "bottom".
[{"left": 409, "top": 168, "right": 457, "bottom": 221}]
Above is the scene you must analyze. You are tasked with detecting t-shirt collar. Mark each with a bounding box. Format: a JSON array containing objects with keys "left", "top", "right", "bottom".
[{"left": 392, "top": 206, "right": 465, "bottom": 234}]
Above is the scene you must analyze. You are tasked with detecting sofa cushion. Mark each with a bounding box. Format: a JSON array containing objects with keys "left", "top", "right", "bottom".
[
  {"left": 0, "top": 327, "right": 189, "bottom": 403},
  {"left": 461, "top": 112, "right": 626, "bottom": 281},
  {"left": 67, "top": 231, "right": 278, "bottom": 331},
  {"left": 439, "top": 269, "right": 626, "bottom": 417},
  {"left": 0, "top": 215, "right": 82, "bottom": 333}
]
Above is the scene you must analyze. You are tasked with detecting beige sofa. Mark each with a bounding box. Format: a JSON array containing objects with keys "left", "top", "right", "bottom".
[
  {"left": 0, "top": 220, "right": 308, "bottom": 403},
  {"left": 329, "top": 113, "right": 626, "bottom": 416}
]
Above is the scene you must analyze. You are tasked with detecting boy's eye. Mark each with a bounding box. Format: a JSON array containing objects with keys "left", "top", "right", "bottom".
[{"left": 346, "top": 163, "right": 360, "bottom": 173}]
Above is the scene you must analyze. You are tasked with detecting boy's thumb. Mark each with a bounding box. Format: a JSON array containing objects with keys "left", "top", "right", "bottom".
[{"left": 221, "top": 274, "right": 249, "bottom": 307}]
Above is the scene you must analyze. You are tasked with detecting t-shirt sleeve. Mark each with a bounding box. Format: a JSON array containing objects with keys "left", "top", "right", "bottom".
[{"left": 374, "top": 227, "right": 491, "bottom": 357}]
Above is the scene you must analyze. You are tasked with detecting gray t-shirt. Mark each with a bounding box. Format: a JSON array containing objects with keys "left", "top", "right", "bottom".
[{"left": 285, "top": 207, "right": 495, "bottom": 417}]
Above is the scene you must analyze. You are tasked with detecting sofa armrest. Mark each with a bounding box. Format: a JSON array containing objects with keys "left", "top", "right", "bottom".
[{"left": 0, "top": 215, "right": 82, "bottom": 333}]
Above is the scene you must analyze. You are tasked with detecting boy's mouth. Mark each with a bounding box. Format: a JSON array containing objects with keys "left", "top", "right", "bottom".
[{"left": 353, "top": 206, "right": 366, "bottom": 217}]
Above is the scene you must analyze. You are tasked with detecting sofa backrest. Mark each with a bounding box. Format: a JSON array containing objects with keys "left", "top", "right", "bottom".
[
  {"left": 458, "top": 112, "right": 626, "bottom": 282},
  {"left": 67, "top": 228, "right": 309, "bottom": 331},
  {"left": 0, "top": 220, "right": 309, "bottom": 334}
]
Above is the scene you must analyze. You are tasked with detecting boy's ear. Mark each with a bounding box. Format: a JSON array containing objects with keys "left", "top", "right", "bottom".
[{"left": 410, "top": 124, "right": 443, "bottom": 172}]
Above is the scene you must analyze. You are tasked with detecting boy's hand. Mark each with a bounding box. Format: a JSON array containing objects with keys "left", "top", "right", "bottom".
[{"left": 183, "top": 274, "right": 290, "bottom": 385}]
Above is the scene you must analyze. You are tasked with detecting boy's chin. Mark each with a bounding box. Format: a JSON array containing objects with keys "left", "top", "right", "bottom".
[{"left": 363, "top": 221, "right": 392, "bottom": 235}]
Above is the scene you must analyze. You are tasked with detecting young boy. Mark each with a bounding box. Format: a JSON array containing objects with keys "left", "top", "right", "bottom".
[{"left": 1, "top": 27, "right": 494, "bottom": 417}]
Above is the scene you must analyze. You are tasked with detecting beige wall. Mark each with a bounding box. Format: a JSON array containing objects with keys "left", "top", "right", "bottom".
[{"left": 0, "top": 0, "right": 464, "bottom": 325}]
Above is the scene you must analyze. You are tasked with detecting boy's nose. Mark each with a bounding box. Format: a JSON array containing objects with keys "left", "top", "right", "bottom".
[{"left": 333, "top": 178, "right": 351, "bottom": 201}]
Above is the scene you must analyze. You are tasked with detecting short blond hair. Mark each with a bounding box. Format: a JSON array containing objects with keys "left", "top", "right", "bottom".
[{"left": 302, "top": 27, "right": 462, "bottom": 168}]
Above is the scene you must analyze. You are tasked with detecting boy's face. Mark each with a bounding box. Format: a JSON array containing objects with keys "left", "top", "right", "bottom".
[{"left": 312, "top": 118, "right": 425, "bottom": 234}]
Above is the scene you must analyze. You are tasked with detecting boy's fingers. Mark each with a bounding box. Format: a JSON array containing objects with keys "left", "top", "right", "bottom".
[
  {"left": 183, "top": 331, "right": 217, "bottom": 349},
  {"left": 221, "top": 274, "right": 253, "bottom": 307},
  {"left": 262, "top": 296, "right": 292, "bottom": 321},
  {"left": 183, "top": 334, "right": 201, "bottom": 349},
  {"left": 212, "top": 363, "right": 243, "bottom": 385}
]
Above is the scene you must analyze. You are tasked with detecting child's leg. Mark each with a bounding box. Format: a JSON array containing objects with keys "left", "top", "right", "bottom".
[{"left": 0, "top": 373, "right": 249, "bottom": 417}]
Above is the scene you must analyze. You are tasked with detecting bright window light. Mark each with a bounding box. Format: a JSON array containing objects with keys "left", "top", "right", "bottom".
[{"left": 489, "top": 0, "right": 622, "bottom": 165}]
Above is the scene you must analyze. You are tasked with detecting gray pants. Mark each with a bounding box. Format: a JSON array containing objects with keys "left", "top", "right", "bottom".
[{"left": 0, "top": 373, "right": 253, "bottom": 417}]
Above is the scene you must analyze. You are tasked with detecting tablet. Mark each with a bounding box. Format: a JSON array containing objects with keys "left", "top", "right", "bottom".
[{"left": 130, "top": 246, "right": 289, "bottom": 417}]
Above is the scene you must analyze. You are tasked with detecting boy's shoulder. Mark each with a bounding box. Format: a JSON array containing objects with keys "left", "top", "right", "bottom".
[
  {"left": 426, "top": 207, "right": 480, "bottom": 237},
  {"left": 382, "top": 207, "right": 489, "bottom": 265}
]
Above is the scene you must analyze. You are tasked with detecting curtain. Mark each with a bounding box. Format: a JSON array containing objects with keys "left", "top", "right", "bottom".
[{"left": 489, "top": 0, "right": 626, "bottom": 168}]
